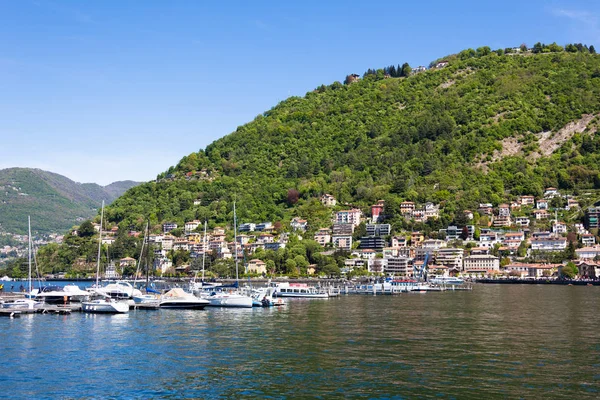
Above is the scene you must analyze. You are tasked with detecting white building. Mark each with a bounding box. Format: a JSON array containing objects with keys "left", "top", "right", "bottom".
[
  {"left": 332, "top": 235, "right": 353, "bottom": 251},
  {"left": 386, "top": 256, "right": 411, "bottom": 276},
  {"left": 335, "top": 209, "right": 362, "bottom": 227},
  {"left": 530, "top": 237, "right": 567, "bottom": 252},
  {"left": 463, "top": 255, "right": 500, "bottom": 272}
]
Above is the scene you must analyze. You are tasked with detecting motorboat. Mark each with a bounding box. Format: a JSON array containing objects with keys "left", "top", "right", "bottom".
[
  {"left": 93, "top": 281, "right": 142, "bottom": 300},
  {"left": 63, "top": 284, "right": 90, "bottom": 302},
  {"left": 251, "top": 287, "right": 285, "bottom": 307},
  {"left": 204, "top": 289, "right": 253, "bottom": 308},
  {"left": 82, "top": 297, "right": 130, "bottom": 313},
  {"left": 133, "top": 293, "right": 161, "bottom": 307},
  {"left": 159, "top": 288, "right": 209, "bottom": 309},
  {"left": 271, "top": 282, "right": 329, "bottom": 298},
  {"left": 34, "top": 286, "right": 73, "bottom": 304},
  {"left": 2, "top": 298, "right": 41, "bottom": 310}
]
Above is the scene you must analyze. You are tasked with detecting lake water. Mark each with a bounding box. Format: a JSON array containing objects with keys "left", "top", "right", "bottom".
[{"left": 1, "top": 284, "right": 599, "bottom": 399}]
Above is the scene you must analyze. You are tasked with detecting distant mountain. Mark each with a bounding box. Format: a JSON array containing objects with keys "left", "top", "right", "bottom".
[{"left": 0, "top": 168, "right": 139, "bottom": 234}]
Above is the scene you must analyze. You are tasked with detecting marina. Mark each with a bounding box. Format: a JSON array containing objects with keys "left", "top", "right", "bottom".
[{"left": 1, "top": 284, "right": 599, "bottom": 398}]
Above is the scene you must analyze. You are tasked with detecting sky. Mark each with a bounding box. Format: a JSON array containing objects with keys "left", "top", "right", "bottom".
[{"left": 1, "top": 0, "right": 599, "bottom": 185}]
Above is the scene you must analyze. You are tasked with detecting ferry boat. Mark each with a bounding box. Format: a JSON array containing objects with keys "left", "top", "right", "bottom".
[
  {"left": 271, "top": 283, "right": 329, "bottom": 298},
  {"left": 429, "top": 275, "right": 465, "bottom": 285}
]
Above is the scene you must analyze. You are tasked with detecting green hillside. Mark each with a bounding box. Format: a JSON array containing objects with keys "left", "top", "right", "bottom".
[
  {"left": 104, "top": 46, "right": 600, "bottom": 231},
  {"left": 0, "top": 168, "right": 138, "bottom": 234}
]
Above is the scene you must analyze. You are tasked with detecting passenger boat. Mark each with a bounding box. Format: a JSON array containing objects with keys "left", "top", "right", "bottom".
[
  {"left": 159, "top": 288, "right": 209, "bottom": 309},
  {"left": 272, "top": 283, "right": 329, "bottom": 298},
  {"left": 429, "top": 276, "right": 465, "bottom": 285}
]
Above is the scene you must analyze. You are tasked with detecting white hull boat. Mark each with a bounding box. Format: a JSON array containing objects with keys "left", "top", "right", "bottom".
[
  {"left": 82, "top": 298, "right": 130, "bottom": 313},
  {"left": 159, "top": 288, "right": 209, "bottom": 309},
  {"left": 2, "top": 298, "right": 41, "bottom": 310},
  {"left": 205, "top": 291, "right": 253, "bottom": 308},
  {"left": 272, "top": 283, "right": 329, "bottom": 298}
]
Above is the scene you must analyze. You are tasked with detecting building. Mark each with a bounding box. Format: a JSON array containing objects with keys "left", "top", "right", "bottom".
[
  {"left": 335, "top": 209, "right": 362, "bottom": 227},
  {"left": 391, "top": 236, "right": 407, "bottom": 247},
  {"left": 575, "top": 261, "right": 600, "bottom": 279},
  {"left": 498, "top": 204, "right": 511, "bottom": 217},
  {"left": 366, "top": 224, "right": 391, "bottom": 237},
  {"left": 552, "top": 222, "right": 567, "bottom": 235},
  {"left": 255, "top": 222, "right": 273, "bottom": 232},
  {"left": 463, "top": 255, "right": 500, "bottom": 272},
  {"left": 246, "top": 259, "right": 267, "bottom": 275},
  {"left": 238, "top": 223, "right": 256, "bottom": 232},
  {"left": 424, "top": 203, "right": 440, "bottom": 220},
  {"left": 290, "top": 217, "right": 308, "bottom": 232},
  {"left": 371, "top": 200, "right": 385, "bottom": 223},
  {"left": 386, "top": 256, "right": 411, "bottom": 276},
  {"left": 332, "top": 235, "right": 353, "bottom": 251},
  {"left": 435, "top": 248, "right": 464, "bottom": 270},
  {"left": 163, "top": 222, "right": 178, "bottom": 233},
  {"left": 314, "top": 229, "right": 331, "bottom": 246},
  {"left": 530, "top": 237, "right": 567, "bottom": 252},
  {"left": 256, "top": 234, "right": 275, "bottom": 244},
  {"left": 333, "top": 223, "right": 354, "bottom": 235},
  {"left": 544, "top": 187, "right": 559, "bottom": 198},
  {"left": 367, "top": 258, "right": 387, "bottom": 274},
  {"left": 411, "top": 232, "right": 424, "bottom": 246},
  {"left": 400, "top": 201, "right": 415, "bottom": 215},
  {"left": 184, "top": 220, "right": 201, "bottom": 234},
  {"left": 505, "top": 263, "right": 555, "bottom": 278},
  {"left": 536, "top": 199, "right": 549, "bottom": 210},
  {"left": 518, "top": 195, "right": 535, "bottom": 206},
  {"left": 321, "top": 194, "right": 337, "bottom": 207},
  {"left": 515, "top": 217, "right": 530, "bottom": 227},
  {"left": 445, "top": 226, "right": 460, "bottom": 241},
  {"left": 358, "top": 236, "right": 387, "bottom": 252},
  {"left": 575, "top": 246, "right": 600, "bottom": 260},
  {"left": 585, "top": 207, "right": 600, "bottom": 230},
  {"left": 533, "top": 210, "right": 550, "bottom": 220},
  {"left": 581, "top": 234, "right": 596, "bottom": 246}
]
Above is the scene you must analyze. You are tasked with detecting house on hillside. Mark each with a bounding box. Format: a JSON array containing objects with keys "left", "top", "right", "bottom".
[{"left": 320, "top": 194, "right": 337, "bottom": 207}]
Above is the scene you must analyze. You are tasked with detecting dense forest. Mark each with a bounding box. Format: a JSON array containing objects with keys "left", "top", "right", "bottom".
[{"left": 8, "top": 44, "right": 600, "bottom": 277}]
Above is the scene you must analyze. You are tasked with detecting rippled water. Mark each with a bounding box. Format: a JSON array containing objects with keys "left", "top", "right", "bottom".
[{"left": 2, "top": 284, "right": 600, "bottom": 399}]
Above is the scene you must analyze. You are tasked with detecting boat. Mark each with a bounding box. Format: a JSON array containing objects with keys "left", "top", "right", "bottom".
[
  {"left": 159, "top": 288, "right": 209, "bottom": 309},
  {"left": 95, "top": 280, "right": 142, "bottom": 300},
  {"left": 2, "top": 298, "right": 41, "bottom": 310},
  {"left": 251, "top": 286, "right": 285, "bottom": 307},
  {"left": 82, "top": 201, "right": 129, "bottom": 314},
  {"left": 4, "top": 217, "right": 42, "bottom": 310},
  {"left": 82, "top": 297, "right": 130, "bottom": 313},
  {"left": 271, "top": 282, "right": 329, "bottom": 298},
  {"left": 63, "top": 284, "right": 90, "bottom": 302},
  {"left": 34, "top": 285, "right": 73, "bottom": 304},
  {"left": 205, "top": 202, "right": 253, "bottom": 308},
  {"left": 429, "top": 275, "right": 465, "bottom": 285}
]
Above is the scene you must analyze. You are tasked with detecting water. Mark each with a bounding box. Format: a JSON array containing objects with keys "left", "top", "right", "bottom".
[{"left": 2, "top": 285, "right": 600, "bottom": 399}]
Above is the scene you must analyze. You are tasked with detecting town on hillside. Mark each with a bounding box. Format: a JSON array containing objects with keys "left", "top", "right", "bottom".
[{"left": 59, "top": 187, "right": 600, "bottom": 281}]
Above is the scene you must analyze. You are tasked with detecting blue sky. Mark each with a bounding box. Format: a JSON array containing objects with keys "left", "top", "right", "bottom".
[{"left": 1, "top": 0, "right": 599, "bottom": 185}]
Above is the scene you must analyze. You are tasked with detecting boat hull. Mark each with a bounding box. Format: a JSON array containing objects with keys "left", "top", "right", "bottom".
[
  {"left": 159, "top": 301, "right": 208, "bottom": 309},
  {"left": 206, "top": 295, "right": 253, "bottom": 308},
  {"left": 82, "top": 300, "right": 129, "bottom": 313}
]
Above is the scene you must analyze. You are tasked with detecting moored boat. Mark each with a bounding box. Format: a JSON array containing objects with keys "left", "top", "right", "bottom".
[
  {"left": 272, "top": 282, "right": 329, "bottom": 298},
  {"left": 159, "top": 288, "right": 209, "bottom": 309},
  {"left": 81, "top": 298, "right": 130, "bottom": 313}
]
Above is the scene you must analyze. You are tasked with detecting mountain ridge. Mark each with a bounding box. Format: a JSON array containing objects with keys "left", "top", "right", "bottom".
[{"left": 0, "top": 167, "right": 139, "bottom": 234}]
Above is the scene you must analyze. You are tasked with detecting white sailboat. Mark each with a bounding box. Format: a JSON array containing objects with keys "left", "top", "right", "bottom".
[
  {"left": 205, "top": 202, "right": 253, "bottom": 308},
  {"left": 82, "top": 201, "right": 129, "bottom": 314},
  {"left": 2, "top": 216, "right": 41, "bottom": 310}
]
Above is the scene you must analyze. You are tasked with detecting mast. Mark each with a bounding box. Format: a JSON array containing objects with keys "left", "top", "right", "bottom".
[
  {"left": 95, "top": 201, "right": 104, "bottom": 288},
  {"left": 145, "top": 220, "right": 150, "bottom": 290},
  {"left": 234, "top": 201, "right": 239, "bottom": 282},
  {"left": 28, "top": 216, "right": 32, "bottom": 294},
  {"left": 201, "top": 220, "right": 207, "bottom": 281}
]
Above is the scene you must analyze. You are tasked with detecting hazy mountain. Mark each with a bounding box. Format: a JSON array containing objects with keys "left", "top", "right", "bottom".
[{"left": 0, "top": 168, "right": 139, "bottom": 234}]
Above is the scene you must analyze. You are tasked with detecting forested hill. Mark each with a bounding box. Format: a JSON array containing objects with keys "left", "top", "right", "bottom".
[
  {"left": 0, "top": 168, "right": 138, "bottom": 234},
  {"left": 106, "top": 45, "right": 600, "bottom": 232}
]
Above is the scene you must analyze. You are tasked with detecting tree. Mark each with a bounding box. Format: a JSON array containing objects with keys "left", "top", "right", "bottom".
[
  {"left": 520, "top": 43, "right": 528, "bottom": 52},
  {"left": 590, "top": 45, "right": 596, "bottom": 54},
  {"left": 460, "top": 226, "right": 469, "bottom": 240},
  {"left": 560, "top": 262, "right": 578, "bottom": 279},
  {"left": 400, "top": 63, "right": 411, "bottom": 77},
  {"left": 286, "top": 189, "right": 300, "bottom": 205},
  {"left": 78, "top": 221, "right": 96, "bottom": 238}
]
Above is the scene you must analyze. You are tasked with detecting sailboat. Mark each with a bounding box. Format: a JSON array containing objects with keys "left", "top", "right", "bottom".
[
  {"left": 82, "top": 201, "right": 129, "bottom": 314},
  {"left": 2, "top": 216, "right": 41, "bottom": 310},
  {"left": 205, "top": 202, "right": 253, "bottom": 308},
  {"left": 133, "top": 221, "right": 161, "bottom": 307}
]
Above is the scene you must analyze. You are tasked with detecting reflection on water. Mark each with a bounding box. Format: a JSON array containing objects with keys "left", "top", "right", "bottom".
[{"left": 1, "top": 285, "right": 600, "bottom": 398}]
